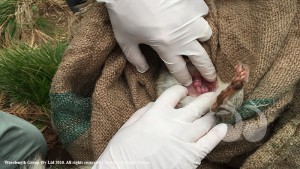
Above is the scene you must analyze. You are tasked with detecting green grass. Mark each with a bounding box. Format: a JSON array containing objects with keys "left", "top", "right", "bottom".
[
  {"left": 0, "top": 0, "right": 18, "bottom": 45},
  {"left": 35, "top": 16, "right": 57, "bottom": 37},
  {"left": 0, "top": 42, "right": 67, "bottom": 111}
]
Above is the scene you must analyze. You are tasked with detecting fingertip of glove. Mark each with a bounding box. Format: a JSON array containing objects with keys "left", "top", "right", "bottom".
[
  {"left": 203, "top": 73, "right": 217, "bottom": 82},
  {"left": 214, "top": 123, "right": 228, "bottom": 138},
  {"left": 168, "top": 85, "right": 189, "bottom": 96},
  {"left": 198, "top": 23, "right": 212, "bottom": 42},
  {"left": 200, "top": 91, "right": 217, "bottom": 99},
  {"left": 136, "top": 65, "right": 149, "bottom": 73},
  {"left": 182, "top": 78, "right": 193, "bottom": 86}
]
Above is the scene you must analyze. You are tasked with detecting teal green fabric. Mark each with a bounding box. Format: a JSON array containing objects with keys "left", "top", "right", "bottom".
[
  {"left": 226, "top": 98, "right": 275, "bottom": 124},
  {"left": 50, "top": 92, "right": 274, "bottom": 147},
  {"left": 50, "top": 93, "right": 91, "bottom": 148},
  {"left": 0, "top": 111, "right": 47, "bottom": 169}
]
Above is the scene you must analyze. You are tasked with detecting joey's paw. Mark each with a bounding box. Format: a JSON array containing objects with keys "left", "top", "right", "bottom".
[{"left": 231, "top": 63, "right": 249, "bottom": 89}]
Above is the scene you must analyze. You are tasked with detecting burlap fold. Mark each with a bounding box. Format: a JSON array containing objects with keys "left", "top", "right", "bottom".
[{"left": 50, "top": 1, "right": 300, "bottom": 168}]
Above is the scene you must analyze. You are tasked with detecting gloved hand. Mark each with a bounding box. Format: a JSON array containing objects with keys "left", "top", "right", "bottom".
[
  {"left": 96, "top": 0, "right": 216, "bottom": 86},
  {"left": 93, "top": 85, "right": 227, "bottom": 169}
]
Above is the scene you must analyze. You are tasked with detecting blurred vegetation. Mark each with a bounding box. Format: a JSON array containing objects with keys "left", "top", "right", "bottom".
[
  {"left": 0, "top": 0, "right": 71, "bottom": 162},
  {"left": 0, "top": 42, "right": 67, "bottom": 111},
  {"left": 0, "top": 0, "right": 67, "bottom": 47},
  {"left": 0, "top": 0, "right": 18, "bottom": 45},
  {"left": 0, "top": 0, "right": 69, "bottom": 116}
]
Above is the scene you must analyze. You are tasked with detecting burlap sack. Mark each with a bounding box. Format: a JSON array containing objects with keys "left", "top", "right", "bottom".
[{"left": 50, "top": 0, "right": 300, "bottom": 168}]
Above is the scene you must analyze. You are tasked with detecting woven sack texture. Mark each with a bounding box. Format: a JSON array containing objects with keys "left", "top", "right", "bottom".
[{"left": 50, "top": 0, "right": 300, "bottom": 168}]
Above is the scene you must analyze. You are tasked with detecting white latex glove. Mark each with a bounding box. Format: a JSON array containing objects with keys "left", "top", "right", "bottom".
[
  {"left": 93, "top": 85, "right": 227, "bottom": 169},
  {"left": 96, "top": 0, "right": 216, "bottom": 86}
]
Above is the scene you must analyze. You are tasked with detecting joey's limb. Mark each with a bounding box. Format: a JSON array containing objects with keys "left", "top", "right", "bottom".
[{"left": 211, "top": 63, "right": 249, "bottom": 112}]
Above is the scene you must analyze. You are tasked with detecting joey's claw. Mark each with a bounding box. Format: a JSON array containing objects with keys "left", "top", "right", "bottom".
[{"left": 233, "top": 63, "right": 249, "bottom": 84}]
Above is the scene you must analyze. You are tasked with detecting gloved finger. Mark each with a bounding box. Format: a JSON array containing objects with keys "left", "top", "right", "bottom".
[
  {"left": 186, "top": 41, "right": 216, "bottom": 82},
  {"left": 181, "top": 92, "right": 216, "bottom": 122},
  {"left": 155, "top": 85, "right": 188, "bottom": 108},
  {"left": 120, "top": 43, "right": 149, "bottom": 73},
  {"left": 195, "top": 17, "right": 212, "bottom": 42},
  {"left": 196, "top": 123, "right": 228, "bottom": 158},
  {"left": 121, "top": 102, "right": 154, "bottom": 128},
  {"left": 183, "top": 17, "right": 212, "bottom": 42},
  {"left": 159, "top": 54, "right": 193, "bottom": 86},
  {"left": 181, "top": 113, "right": 216, "bottom": 142},
  {"left": 96, "top": 0, "right": 114, "bottom": 5}
]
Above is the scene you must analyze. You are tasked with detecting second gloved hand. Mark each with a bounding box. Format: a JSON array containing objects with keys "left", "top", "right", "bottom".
[
  {"left": 96, "top": 0, "right": 216, "bottom": 86},
  {"left": 93, "top": 85, "right": 227, "bottom": 169}
]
